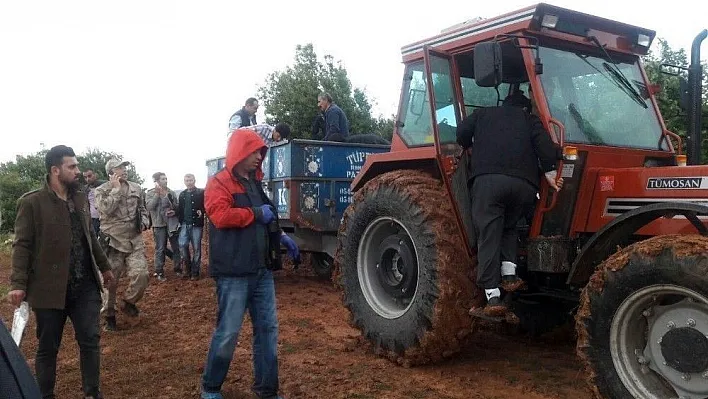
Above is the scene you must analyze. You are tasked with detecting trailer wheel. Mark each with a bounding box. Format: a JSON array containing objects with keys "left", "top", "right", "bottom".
[
  {"left": 312, "top": 253, "right": 333, "bottom": 280},
  {"left": 335, "top": 170, "right": 479, "bottom": 365},
  {"left": 576, "top": 235, "right": 708, "bottom": 399}
]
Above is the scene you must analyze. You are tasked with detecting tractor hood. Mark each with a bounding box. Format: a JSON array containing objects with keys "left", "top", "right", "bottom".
[{"left": 582, "top": 165, "right": 708, "bottom": 235}]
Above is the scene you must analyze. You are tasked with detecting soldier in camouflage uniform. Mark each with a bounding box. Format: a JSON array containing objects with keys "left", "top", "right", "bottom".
[{"left": 95, "top": 159, "right": 151, "bottom": 331}]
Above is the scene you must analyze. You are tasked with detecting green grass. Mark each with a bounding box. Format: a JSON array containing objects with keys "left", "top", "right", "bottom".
[{"left": 0, "top": 233, "right": 12, "bottom": 255}]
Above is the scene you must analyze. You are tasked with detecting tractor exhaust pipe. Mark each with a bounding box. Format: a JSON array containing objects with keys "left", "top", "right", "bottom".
[{"left": 687, "top": 29, "right": 707, "bottom": 165}]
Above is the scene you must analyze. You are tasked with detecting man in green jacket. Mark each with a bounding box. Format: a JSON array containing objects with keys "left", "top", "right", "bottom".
[{"left": 8, "top": 145, "right": 114, "bottom": 399}]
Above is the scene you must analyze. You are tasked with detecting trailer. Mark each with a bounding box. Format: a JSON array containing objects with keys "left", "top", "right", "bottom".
[{"left": 206, "top": 138, "right": 390, "bottom": 277}]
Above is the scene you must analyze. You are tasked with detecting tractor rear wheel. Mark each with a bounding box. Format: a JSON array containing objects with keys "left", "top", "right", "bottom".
[
  {"left": 576, "top": 235, "right": 708, "bottom": 399},
  {"left": 334, "top": 170, "right": 479, "bottom": 365}
]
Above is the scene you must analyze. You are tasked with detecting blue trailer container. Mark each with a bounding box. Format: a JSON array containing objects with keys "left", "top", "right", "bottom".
[{"left": 206, "top": 139, "right": 390, "bottom": 276}]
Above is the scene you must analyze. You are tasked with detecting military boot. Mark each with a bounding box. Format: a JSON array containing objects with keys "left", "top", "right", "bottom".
[{"left": 104, "top": 316, "right": 117, "bottom": 331}]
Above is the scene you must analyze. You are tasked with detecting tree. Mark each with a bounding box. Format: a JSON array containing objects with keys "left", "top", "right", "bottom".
[
  {"left": 642, "top": 38, "right": 708, "bottom": 158},
  {"left": 257, "top": 44, "right": 394, "bottom": 140},
  {"left": 0, "top": 147, "right": 143, "bottom": 233},
  {"left": 77, "top": 148, "right": 143, "bottom": 183}
]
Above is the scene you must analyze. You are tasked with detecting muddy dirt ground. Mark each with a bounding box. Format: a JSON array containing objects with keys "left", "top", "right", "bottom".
[{"left": 0, "top": 232, "right": 594, "bottom": 399}]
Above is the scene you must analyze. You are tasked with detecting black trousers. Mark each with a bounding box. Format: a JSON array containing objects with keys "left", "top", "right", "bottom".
[
  {"left": 34, "top": 279, "right": 102, "bottom": 399},
  {"left": 471, "top": 174, "right": 536, "bottom": 290}
]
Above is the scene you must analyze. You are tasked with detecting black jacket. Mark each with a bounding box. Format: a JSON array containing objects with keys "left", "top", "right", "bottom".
[
  {"left": 456, "top": 105, "right": 562, "bottom": 189},
  {"left": 323, "top": 104, "right": 349, "bottom": 140},
  {"left": 177, "top": 188, "right": 205, "bottom": 227},
  {"left": 229, "top": 107, "right": 256, "bottom": 129}
]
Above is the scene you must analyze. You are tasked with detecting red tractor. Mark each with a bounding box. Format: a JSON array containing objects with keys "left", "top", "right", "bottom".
[{"left": 334, "top": 3, "right": 708, "bottom": 398}]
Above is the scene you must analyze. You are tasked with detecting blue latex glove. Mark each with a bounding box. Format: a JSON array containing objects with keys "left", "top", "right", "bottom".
[
  {"left": 255, "top": 204, "right": 275, "bottom": 224},
  {"left": 280, "top": 234, "right": 300, "bottom": 262}
]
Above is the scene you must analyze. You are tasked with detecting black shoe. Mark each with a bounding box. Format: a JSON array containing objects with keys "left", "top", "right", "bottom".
[
  {"left": 105, "top": 316, "right": 117, "bottom": 331},
  {"left": 121, "top": 301, "right": 139, "bottom": 318}
]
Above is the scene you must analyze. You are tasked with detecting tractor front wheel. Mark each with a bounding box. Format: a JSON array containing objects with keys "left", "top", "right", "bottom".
[
  {"left": 335, "top": 170, "right": 479, "bottom": 365},
  {"left": 577, "top": 235, "right": 708, "bottom": 399}
]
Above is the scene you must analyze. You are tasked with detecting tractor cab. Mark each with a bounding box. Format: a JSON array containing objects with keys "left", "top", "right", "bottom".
[{"left": 362, "top": 2, "right": 706, "bottom": 286}]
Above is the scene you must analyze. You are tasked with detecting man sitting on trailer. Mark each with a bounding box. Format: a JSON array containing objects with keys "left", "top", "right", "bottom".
[
  {"left": 457, "top": 89, "right": 564, "bottom": 318},
  {"left": 228, "top": 123, "right": 292, "bottom": 148}
]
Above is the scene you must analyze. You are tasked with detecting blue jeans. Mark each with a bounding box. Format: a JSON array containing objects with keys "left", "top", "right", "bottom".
[
  {"left": 153, "top": 227, "right": 181, "bottom": 274},
  {"left": 178, "top": 224, "right": 203, "bottom": 276},
  {"left": 201, "top": 270, "right": 279, "bottom": 398}
]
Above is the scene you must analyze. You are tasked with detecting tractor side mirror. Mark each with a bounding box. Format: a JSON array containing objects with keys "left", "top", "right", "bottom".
[{"left": 474, "top": 41, "right": 503, "bottom": 88}]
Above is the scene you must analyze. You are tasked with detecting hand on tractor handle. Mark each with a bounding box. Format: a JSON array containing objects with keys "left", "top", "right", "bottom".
[{"left": 545, "top": 170, "right": 564, "bottom": 191}]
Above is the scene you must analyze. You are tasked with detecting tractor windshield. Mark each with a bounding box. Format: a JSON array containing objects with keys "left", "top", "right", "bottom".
[{"left": 537, "top": 46, "right": 664, "bottom": 150}]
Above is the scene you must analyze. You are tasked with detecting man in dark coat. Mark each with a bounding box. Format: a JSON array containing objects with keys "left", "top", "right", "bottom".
[
  {"left": 8, "top": 145, "right": 114, "bottom": 399},
  {"left": 456, "top": 90, "right": 563, "bottom": 317}
]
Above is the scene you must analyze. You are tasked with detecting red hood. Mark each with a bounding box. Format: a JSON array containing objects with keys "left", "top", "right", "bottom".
[{"left": 226, "top": 128, "right": 268, "bottom": 179}]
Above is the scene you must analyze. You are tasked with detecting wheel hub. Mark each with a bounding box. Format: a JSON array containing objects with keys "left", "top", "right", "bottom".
[
  {"left": 661, "top": 327, "right": 708, "bottom": 374},
  {"left": 643, "top": 298, "right": 708, "bottom": 398},
  {"left": 611, "top": 285, "right": 708, "bottom": 399},
  {"left": 377, "top": 235, "right": 416, "bottom": 300},
  {"left": 358, "top": 217, "right": 419, "bottom": 319}
]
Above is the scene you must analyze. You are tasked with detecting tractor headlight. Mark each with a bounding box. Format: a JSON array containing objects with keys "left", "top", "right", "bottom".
[{"left": 541, "top": 14, "right": 559, "bottom": 29}]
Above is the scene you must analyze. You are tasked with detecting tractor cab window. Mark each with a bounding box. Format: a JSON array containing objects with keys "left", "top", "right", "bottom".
[
  {"left": 397, "top": 58, "right": 459, "bottom": 147},
  {"left": 429, "top": 55, "right": 458, "bottom": 144},
  {"left": 398, "top": 62, "right": 434, "bottom": 146},
  {"left": 538, "top": 46, "right": 664, "bottom": 149}
]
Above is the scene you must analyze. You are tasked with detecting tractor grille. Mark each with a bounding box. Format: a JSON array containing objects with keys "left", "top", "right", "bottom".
[{"left": 604, "top": 198, "right": 708, "bottom": 218}]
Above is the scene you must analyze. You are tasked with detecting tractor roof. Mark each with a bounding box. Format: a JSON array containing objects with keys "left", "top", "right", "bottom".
[{"left": 400, "top": 3, "right": 656, "bottom": 61}]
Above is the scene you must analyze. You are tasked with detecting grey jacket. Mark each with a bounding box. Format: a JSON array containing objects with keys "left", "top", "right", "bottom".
[{"left": 145, "top": 188, "right": 179, "bottom": 232}]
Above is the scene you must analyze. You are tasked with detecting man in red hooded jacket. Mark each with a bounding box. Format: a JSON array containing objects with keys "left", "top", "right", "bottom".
[{"left": 200, "top": 128, "right": 298, "bottom": 399}]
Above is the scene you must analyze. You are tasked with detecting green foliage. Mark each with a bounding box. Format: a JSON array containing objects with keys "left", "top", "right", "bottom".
[
  {"left": 0, "top": 148, "right": 143, "bottom": 233},
  {"left": 0, "top": 170, "right": 39, "bottom": 233},
  {"left": 642, "top": 38, "right": 708, "bottom": 157},
  {"left": 257, "top": 43, "right": 394, "bottom": 140},
  {"left": 77, "top": 148, "right": 143, "bottom": 184}
]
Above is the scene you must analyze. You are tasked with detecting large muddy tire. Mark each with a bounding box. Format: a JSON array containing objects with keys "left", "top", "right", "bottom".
[
  {"left": 334, "top": 170, "right": 480, "bottom": 366},
  {"left": 576, "top": 235, "right": 708, "bottom": 399}
]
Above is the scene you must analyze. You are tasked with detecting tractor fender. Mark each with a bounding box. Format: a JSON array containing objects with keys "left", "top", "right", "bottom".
[{"left": 567, "top": 201, "right": 708, "bottom": 286}]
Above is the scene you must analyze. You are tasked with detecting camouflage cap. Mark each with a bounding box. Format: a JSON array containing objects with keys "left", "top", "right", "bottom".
[{"left": 105, "top": 159, "right": 130, "bottom": 176}]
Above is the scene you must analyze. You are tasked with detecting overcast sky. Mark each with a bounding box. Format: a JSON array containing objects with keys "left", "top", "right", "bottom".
[{"left": 1, "top": 0, "right": 706, "bottom": 188}]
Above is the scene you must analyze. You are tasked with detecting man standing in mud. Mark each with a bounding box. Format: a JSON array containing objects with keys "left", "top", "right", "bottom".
[
  {"left": 199, "top": 128, "right": 300, "bottom": 399},
  {"left": 146, "top": 172, "right": 181, "bottom": 281},
  {"left": 8, "top": 145, "right": 114, "bottom": 399},
  {"left": 82, "top": 168, "right": 105, "bottom": 236},
  {"left": 95, "top": 159, "right": 151, "bottom": 331},
  {"left": 456, "top": 90, "right": 563, "bottom": 318},
  {"left": 177, "top": 173, "right": 205, "bottom": 280}
]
